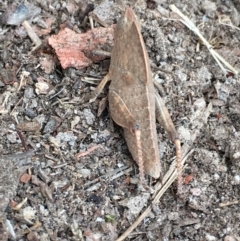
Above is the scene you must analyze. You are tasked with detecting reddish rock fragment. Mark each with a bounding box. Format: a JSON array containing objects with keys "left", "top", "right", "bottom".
[
  {"left": 20, "top": 173, "right": 31, "bottom": 183},
  {"left": 48, "top": 27, "right": 114, "bottom": 69}
]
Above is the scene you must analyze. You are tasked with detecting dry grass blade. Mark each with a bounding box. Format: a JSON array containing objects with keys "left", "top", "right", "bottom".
[
  {"left": 218, "top": 15, "right": 240, "bottom": 31},
  {"left": 115, "top": 165, "right": 183, "bottom": 241},
  {"left": 116, "top": 146, "right": 194, "bottom": 241},
  {"left": 169, "top": 4, "right": 238, "bottom": 76},
  {"left": 152, "top": 150, "right": 193, "bottom": 202}
]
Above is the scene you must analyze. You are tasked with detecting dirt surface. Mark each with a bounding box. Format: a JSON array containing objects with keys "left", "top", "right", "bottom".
[{"left": 0, "top": 0, "right": 240, "bottom": 240}]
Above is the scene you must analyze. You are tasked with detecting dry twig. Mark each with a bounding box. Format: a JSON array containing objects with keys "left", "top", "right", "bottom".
[
  {"left": 169, "top": 4, "right": 238, "bottom": 76},
  {"left": 219, "top": 200, "right": 240, "bottom": 207},
  {"left": 85, "top": 166, "right": 133, "bottom": 191},
  {"left": 75, "top": 145, "right": 101, "bottom": 159}
]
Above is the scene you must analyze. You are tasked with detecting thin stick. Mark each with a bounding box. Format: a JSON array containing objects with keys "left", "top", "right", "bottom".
[
  {"left": 86, "top": 167, "right": 133, "bottom": 192},
  {"left": 169, "top": 4, "right": 238, "bottom": 76},
  {"left": 219, "top": 200, "right": 240, "bottom": 207},
  {"left": 22, "top": 20, "right": 42, "bottom": 52},
  {"left": 10, "top": 97, "right": 23, "bottom": 115},
  {"left": 75, "top": 145, "right": 101, "bottom": 159},
  {"left": 16, "top": 130, "right": 29, "bottom": 151},
  {"left": 89, "top": 12, "right": 108, "bottom": 28},
  {"left": 83, "top": 166, "right": 131, "bottom": 188}
]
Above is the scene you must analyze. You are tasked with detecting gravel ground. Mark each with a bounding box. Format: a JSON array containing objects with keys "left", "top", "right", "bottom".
[{"left": 0, "top": 0, "right": 240, "bottom": 240}]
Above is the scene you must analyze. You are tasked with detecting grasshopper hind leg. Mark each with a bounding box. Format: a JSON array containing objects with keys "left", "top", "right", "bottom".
[
  {"left": 109, "top": 90, "right": 145, "bottom": 184},
  {"left": 155, "top": 92, "right": 182, "bottom": 194}
]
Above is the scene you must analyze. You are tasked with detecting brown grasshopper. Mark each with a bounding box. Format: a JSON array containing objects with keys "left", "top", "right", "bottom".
[{"left": 89, "top": 8, "right": 182, "bottom": 191}]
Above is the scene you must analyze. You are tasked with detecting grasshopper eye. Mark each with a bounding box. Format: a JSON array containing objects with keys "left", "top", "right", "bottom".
[
  {"left": 131, "top": 124, "right": 140, "bottom": 134},
  {"left": 134, "top": 124, "right": 140, "bottom": 130}
]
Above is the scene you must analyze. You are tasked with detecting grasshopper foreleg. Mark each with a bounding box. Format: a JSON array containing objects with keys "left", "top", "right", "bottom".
[{"left": 88, "top": 73, "right": 111, "bottom": 103}]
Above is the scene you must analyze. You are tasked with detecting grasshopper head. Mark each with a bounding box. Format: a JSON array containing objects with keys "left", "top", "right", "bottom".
[{"left": 117, "top": 7, "right": 140, "bottom": 33}]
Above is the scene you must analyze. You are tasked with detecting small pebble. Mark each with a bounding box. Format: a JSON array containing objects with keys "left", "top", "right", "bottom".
[
  {"left": 167, "top": 212, "right": 179, "bottom": 221},
  {"left": 79, "top": 168, "right": 91, "bottom": 178},
  {"left": 96, "top": 217, "right": 104, "bottom": 222},
  {"left": 205, "top": 234, "right": 217, "bottom": 241},
  {"left": 190, "top": 188, "right": 202, "bottom": 196},
  {"left": 194, "top": 98, "right": 206, "bottom": 109},
  {"left": 224, "top": 235, "right": 237, "bottom": 241},
  {"left": 83, "top": 108, "right": 95, "bottom": 125}
]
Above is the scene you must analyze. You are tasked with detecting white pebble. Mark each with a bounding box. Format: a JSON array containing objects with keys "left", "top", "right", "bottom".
[{"left": 190, "top": 188, "right": 202, "bottom": 196}]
